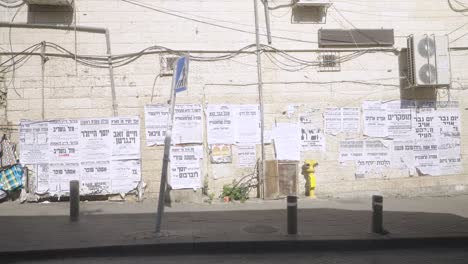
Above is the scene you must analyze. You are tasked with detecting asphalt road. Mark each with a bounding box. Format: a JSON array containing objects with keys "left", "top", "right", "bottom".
[{"left": 10, "top": 248, "right": 468, "bottom": 264}]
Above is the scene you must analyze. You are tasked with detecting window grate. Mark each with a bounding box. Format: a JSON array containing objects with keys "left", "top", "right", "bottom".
[{"left": 318, "top": 52, "right": 340, "bottom": 72}]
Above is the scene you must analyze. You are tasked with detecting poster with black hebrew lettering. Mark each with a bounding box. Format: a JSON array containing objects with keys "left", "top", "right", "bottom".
[
  {"left": 206, "top": 104, "right": 235, "bottom": 144},
  {"left": 80, "top": 160, "right": 112, "bottom": 195},
  {"left": 111, "top": 159, "right": 141, "bottom": 193},
  {"left": 48, "top": 162, "right": 80, "bottom": 195},
  {"left": 144, "top": 104, "right": 170, "bottom": 146},
  {"left": 19, "top": 121, "right": 49, "bottom": 164},
  {"left": 362, "top": 101, "right": 388, "bottom": 137},
  {"left": 299, "top": 114, "right": 325, "bottom": 152},
  {"left": 79, "top": 118, "right": 112, "bottom": 161},
  {"left": 173, "top": 104, "right": 203, "bottom": 144},
  {"left": 48, "top": 119, "right": 81, "bottom": 163},
  {"left": 384, "top": 101, "right": 412, "bottom": 138},
  {"left": 170, "top": 146, "right": 203, "bottom": 190},
  {"left": 110, "top": 116, "right": 140, "bottom": 160},
  {"left": 235, "top": 104, "right": 261, "bottom": 143}
]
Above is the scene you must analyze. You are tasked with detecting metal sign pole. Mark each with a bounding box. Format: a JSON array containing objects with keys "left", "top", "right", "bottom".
[{"left": 155, "top": 56, "right": 188, "bottom": 234}]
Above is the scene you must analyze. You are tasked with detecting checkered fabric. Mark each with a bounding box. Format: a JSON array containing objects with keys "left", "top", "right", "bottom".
[{"left": 0, "top": 165, "right": 23, "bottom": 192}]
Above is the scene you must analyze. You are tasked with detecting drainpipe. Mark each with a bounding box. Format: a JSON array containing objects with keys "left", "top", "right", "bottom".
[
  {"left": 253, "top": 0, "right": 266, "bottom": 199},
  {"left": 0, "top": 22, "right": 118, "bottom": 116}
]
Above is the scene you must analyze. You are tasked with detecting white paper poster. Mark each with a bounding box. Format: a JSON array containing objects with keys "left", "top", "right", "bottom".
[
  {"left": 391, "top": 139, "right": 415, "bottom": 172},
  {"left": 438, "top": 136, "right": 462, "bottom": 175},
  {"left": 413, "top": 137, "right": 439, "bottom": 175},
  {"left": 111, "top": 159, "right": 141, "bottom": 193},
  {"left": 19, "top": 121, "right": 49, "bottom": 164},
  {"left": 339, "top": 140, "right": 364, "bottom": 162},
  {"left": 324, "top": 108, "right": 342, "bottom": 135},
  {"left": 210, "top": 144, "right": 232, "bottom": 163},
  {"left": 237, "top": 144, "right": 257, "bottom": 168},
  {"left": 48, "top": 120, "right": 81, "bottom": 163},
  {"left": 341, "top": 107, "right": 360, "bottom": 133},
  {"left": 80, "top": 160, "right": 112, "bottom": 195},
  {"left": 299, "top": 114, "right": 325, "bottom": 152},
  {"left": 170, "top": 146, "right": 203, "bottom": 189},
  {"left": 48, "top": 162, "right": 80, "bottom": 195},
  {"left": 206, "top": 104, "right": 235, "bottom": 144},
  {"left": 35, "top": 164, "right": 49, "bottom": 194},
  {"left": 362, "top": 101, "right": 387, "bottom": 137},
  {"left": 356, "top": 140, "right": 391, "bottom": 177},
  {"left": 385, "top": 101, "right": 412, "bottom": 138},
  {"left": 273, "top": 123, "right": 301, "bottom": 161},
  {"left": 79, "top": 118, "right": 112, "bottom": 161},
  {"left": 236, "top": 104, "right": 261, "bottom": 143},
  {"left": 110, "top": 116, "right": 140, "bottom": 160},
  {"left": 144, "top": 104, "right": 170, "bottom": 146},
  {"left": 173, "top": 104, "right": 203, "bottom": 144},
  {"left": 413, "top": 108, "right": 439, "bottom": 139}
]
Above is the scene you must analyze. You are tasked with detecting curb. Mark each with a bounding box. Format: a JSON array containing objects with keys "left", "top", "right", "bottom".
[{"left": 2, "top": 236, "right": 468, "bottom": 261}]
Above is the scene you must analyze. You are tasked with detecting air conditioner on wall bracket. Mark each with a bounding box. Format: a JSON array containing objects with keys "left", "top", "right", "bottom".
[
  {"left": 295, "top": 0, "right": 332, "bottom": 7},
  {"left": 407, "top": 35, "right": 451, "bottom": 88},
  {"left": 24, "top": 0, "right": 72, "bottom": 6}
]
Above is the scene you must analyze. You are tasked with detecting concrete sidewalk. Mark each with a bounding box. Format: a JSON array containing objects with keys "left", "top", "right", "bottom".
[{"left": 1, "top": 196, "right": 468, "bottom": 259}]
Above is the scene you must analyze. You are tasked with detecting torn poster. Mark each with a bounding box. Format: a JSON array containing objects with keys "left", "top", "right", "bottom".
[
  {"left": 273, "top": 123, "right": 301, "bottom": 161},
  {"left": 299, "top": 114, "right": 325, "bottom": 152},
  {"left": 19, "top": 121, "right": 49, "bottom": 164},
  {"left": 111, "top": 159, "right": 141, "bottom": 193},
  {"left": 35, "top": 164, "right": 49, "bottom": 194},
  {"left": 436, "top": 105, "right": 460, "bottom": 137},
  {"left": 362, "top": 101, "right": 387, "bottom": 137},
  {"left": 48, "top": 162, "right": 80, "bottom": 195},
  {"left": 79, "top": 118, "right": 112, "bottom": 161},
  {"left": 173, "top": 104, "right": 203, "bottom": 144},
  {"left": 323, "top": 108, "right": 342, "bottom": 135},
  {"left": 48, "top": 120, "right": 80, "bottom": 163},
  {"left": 438, "top": 136, "right": 462, "bottom": 175},
  {"left": 339, "top": 140, "right": 364, "bottom": 162},
  {"left": 206, "top": 105, "right": 235, "bottom": 144},
  {"left": 385, "top": 101, "right": 412, "bottom": 138},
  {"left": 391, "top": 139, "right": 415, "bottom": 173},
  {"left": 237, "top": 144, "right": 257, "bottom": 168},
  {"left": 235, "top": 104, "right": 261, "bottom": 143},
  {"left": 170, "top": 146, "right": 203, "bottom": 189},
  {"left": 210, "top": 144, "right": 232, "bottom": 163},
  {"left": 144, "top": 104, "right": 169, "bottom": 146},
  {"left": 80, "top": 160, "right": 112, "bottom": 195},
  {"left": 355, "top": 140, "right": 391, "bottom": 178},
  {"left": 110, "top": 116, "right": 140, "bottom": 160},
  {"left": 414, "top": 137, "right": 439, "bottom": 175}
]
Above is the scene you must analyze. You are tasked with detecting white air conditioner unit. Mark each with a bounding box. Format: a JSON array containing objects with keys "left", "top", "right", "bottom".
[
  {"left": 407, "top": 35, "right": 451, "bottom": 87},
  {"left": 295, "top": 0, "right": 332, "bottom": 7},
  {"left": 25, "top": 0, "right": 72, "bottom": 6}
]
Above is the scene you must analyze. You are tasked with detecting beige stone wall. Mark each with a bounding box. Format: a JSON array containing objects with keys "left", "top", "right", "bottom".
[{"left": 1, "top": 0, "right": 468, "bottom": 199}]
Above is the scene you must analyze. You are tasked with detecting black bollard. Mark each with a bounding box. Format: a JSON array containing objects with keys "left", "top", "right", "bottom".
[
  {"left": 372, "top": 195, "right": 384, "bottom": 234},
  {"left": 70, "top": 180, "right": 80, "bottom": 222},
  {"left": 287, "top": 195, "right": 298, "bottom": 235}
]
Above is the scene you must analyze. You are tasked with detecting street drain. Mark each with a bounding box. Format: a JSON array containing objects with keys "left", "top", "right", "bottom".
[{"left": 242, "top": 224, "right": 279, "bottom": 234}]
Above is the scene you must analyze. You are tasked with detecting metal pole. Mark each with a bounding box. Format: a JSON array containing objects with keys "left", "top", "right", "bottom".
[
  {"left": 105, "top": 30, "right": 118, "bottom": 117},
  {"left": 155, "top": 66, "right": 177, "bottom": 234},
  {"left": 263, "top": 0, "right": 272, "bottom": 44},
  {"left": 70, "top": 180, "right": 80, "bottom": 222},
  {"left": 287, "top": 195, "right": 298, "bottom": 235},
  {"left": 253, "top": 0, "right": 266, "bottom": 199},
  {"left": 40, "top": 42, "right": 46, "bottom": 120},
  {"left": 372, "top": 195, "right": 384, "bottom": 234}
]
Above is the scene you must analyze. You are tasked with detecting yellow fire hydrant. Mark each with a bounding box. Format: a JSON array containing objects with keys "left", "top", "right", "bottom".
[{"left": 302, "top": 160, "right": 318, "bottom": 198}]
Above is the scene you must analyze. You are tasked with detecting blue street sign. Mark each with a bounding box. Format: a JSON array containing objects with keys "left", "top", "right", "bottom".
[{"left": 173, "top": 56, "right": 189, "bottom": 93}]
